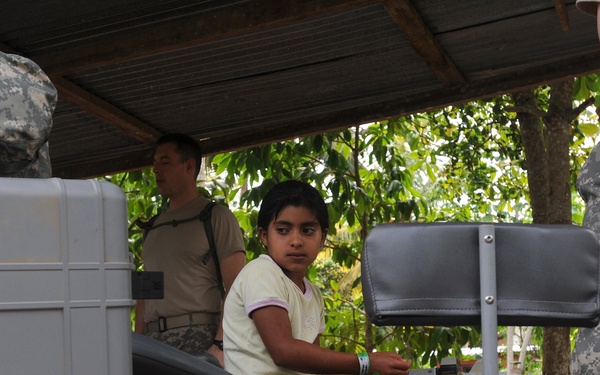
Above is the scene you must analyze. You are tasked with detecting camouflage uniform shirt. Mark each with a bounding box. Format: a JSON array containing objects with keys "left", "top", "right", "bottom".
[{"left": 571, "top": 141, "right": 600, "bottom": 374}]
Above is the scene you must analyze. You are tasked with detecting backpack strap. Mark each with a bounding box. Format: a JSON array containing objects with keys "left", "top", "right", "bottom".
[
  {"left": 134, "top": 214, "right": 159, "bottom": 242},
  {"left": 197, "top": 202, "right": 225, "bottom": 299},
  {"left": 135, "top": 201, "right": 225, "bottom": 299}
]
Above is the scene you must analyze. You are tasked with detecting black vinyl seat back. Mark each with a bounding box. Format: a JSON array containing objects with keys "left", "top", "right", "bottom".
[{"left": 362, "top": 223, "right": 600, "bottom": 328}]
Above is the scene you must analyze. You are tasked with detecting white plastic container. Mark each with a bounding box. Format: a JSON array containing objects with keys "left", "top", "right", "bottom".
[{"left": 0, "top": 178, "right": 133, "bottom": 375}]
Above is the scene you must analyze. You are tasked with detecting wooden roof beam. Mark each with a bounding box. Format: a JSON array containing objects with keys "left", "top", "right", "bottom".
[
  {"left": 553, "top": 0, "right": 570, "bottom": 32},
  {"left": 51, "top": 75, "right": 163, "bottom": 145},
  {"left": 381, "top": 0, "right": 466, "bottom": 86},
  {"left": 0, "top": 43, "right": 161, "bottom": 145}
]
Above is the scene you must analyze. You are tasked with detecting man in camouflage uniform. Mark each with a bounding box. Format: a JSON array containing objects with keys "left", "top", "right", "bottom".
[
  {"left": 571, "top": 141, "right": 600, "bottom": 374},
  {"left": 572, "top": 2, "right": 600, "bottom": 372},
  {"left": 0, "top": 51, "right": 57, "bottom": 178}
]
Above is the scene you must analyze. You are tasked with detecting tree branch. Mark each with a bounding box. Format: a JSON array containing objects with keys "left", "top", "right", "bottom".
[
  {"left": 504, "top": 104, "right": 546, "bottom": 118},
  {"left": 569, "top": 96, "right": 596, "bottom": 122}
]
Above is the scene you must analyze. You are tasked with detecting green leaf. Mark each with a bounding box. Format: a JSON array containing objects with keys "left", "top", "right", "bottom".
[{"left": 579, "top": 123, "right": 599, "bottom": 137}]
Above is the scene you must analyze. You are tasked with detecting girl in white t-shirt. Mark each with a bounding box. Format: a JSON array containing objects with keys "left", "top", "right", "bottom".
[{"left": 223, "top": 180, "right": 410, "bottom": 375}]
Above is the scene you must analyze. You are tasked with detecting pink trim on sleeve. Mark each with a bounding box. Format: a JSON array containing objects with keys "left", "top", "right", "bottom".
[{"left": 246, "top": 299, "right": 290, "bottom": 316}]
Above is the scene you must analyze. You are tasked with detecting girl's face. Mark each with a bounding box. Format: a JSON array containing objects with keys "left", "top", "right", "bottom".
[{"left": 259, "top": 204, "right": 327, "bottom": 287}]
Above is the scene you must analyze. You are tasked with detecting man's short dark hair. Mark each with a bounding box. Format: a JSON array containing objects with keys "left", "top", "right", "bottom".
[{"left": 156, "top": 133, "right": 203, "bottom": 177}]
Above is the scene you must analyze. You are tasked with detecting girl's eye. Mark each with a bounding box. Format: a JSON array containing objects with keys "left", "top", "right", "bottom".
[
  {"left": 275, "top": 227, "right": 289, "bottom": 234},
  {"left": 303, "top": 227, "right": 316, "bottom": 235}
]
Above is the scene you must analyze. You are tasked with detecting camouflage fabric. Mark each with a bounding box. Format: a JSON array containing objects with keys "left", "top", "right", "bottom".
[
  {"left": 0, "top": 52, "right": 57, "bottom": 178},
  {"left": 145, "top": 323, "right": 217, "bottom": 356},
  {"left": 571, "top": 142, "right": 600, "bottom": 375}
]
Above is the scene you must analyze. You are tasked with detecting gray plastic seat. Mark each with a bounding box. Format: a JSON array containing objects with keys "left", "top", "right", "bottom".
[{"left": 132, "top": 333, "right": 231, "bottom": 375}]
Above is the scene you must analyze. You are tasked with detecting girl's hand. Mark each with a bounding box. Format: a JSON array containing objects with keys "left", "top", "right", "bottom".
[{"left": 368, "top": 352, "right": 411, "bottom": 375}]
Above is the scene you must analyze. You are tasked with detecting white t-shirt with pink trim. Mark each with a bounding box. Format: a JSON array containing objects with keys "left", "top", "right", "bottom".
[{"left": 223, "top": 254, "right": 325, "bottom": 375}]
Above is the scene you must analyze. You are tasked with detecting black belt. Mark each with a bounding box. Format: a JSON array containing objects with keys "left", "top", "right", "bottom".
[{"left": 146, "top": 312, "right": 219, "bottom": 333}]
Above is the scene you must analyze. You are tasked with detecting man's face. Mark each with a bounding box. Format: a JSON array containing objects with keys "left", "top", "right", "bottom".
[{"left": 152, "top": 142, "right": 191, "bottom": 198}]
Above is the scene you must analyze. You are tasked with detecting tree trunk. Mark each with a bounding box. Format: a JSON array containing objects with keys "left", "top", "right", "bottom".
[
  {"left": 542, "top": 80, "right": 574, "bottom": 375},
  {"left": 543, "top": 327, "right": 571, "bottom": 375},
  {"left": 511, "top": 79, "right": 574, "bottom": 375},
  {"left": 511, "top": 89, "right": 549, "bottom": 224},
  {"left": 518, "top": 327, "right": 534, "bottom": 371},
  {"left": 545, "top": 80, "right": 574, "bottom": 225},
  {"left": 507, "top": 327, "right": 515, "bottom": 372}
]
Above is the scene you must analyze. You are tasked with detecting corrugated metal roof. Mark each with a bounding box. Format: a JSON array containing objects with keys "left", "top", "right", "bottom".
[{"left": 2, "top": 0, "right": 599, "bottom": 178}]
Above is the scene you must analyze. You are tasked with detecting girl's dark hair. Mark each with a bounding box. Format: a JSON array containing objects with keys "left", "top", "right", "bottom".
[
  {"left": 257, "top": 180, "right": 329, "bottom": 232},
  {"left": 156, "top": 133, "right": 203, "bottom": 177}
]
